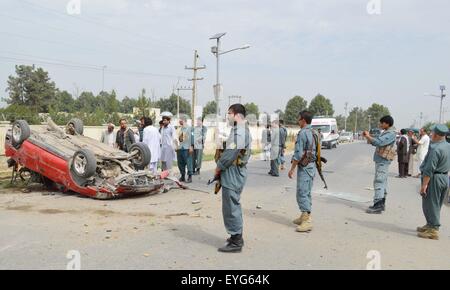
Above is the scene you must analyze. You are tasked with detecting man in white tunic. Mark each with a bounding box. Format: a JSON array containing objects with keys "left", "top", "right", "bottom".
[
  {"left": 411, "top": 128, "right": 431, "bottom": 178},
  {"left": 160, "top": 116, "right": 177, "bottom": 171},
  {"left": 100, "top": 123, "right": 115, "bottom": 148},
  {"left": 142, "top": 117, "right": 161, "bottom": 175}
]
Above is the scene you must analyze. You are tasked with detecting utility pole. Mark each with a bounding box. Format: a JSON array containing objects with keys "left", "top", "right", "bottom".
[
  {"left": 102, "top": 65, "right": 107, "bottom": 92},
  {"left": 368, "top": 115, "right": 372, "bottom": 131},
  {"left": 176, "top": 86, "right": 193, "bottom": 120},
  {"left": 354, "top": 110, "right": 358, "bottom": 133},
  {"left": 419, "top": 112, "right": 423, "bottom": 128},
  {"left": 439, "top": 85, "right": 446, "bottom": 124},
  {"left": 185, "top": 50, "right": 206, "bottom": 122},
  {"left": 344, "top": 102, "right": 348, "bottom": 132}
]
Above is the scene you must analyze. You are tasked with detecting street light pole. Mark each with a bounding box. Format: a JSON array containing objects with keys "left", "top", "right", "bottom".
[
  {"left": 425, "top": 85, "right": 446, "bottom": 124},
  {"left": 344, "top": 102, "right": 348, "bottom": 132},
  {"left": 439, "top": 85, "right": 446, "bottom": 124},
  {"left": 210, "top": 33, "right": 250, "bottom": 118},
  {"left": 102, "top": 65, "right": 107, "bottom": 92}
]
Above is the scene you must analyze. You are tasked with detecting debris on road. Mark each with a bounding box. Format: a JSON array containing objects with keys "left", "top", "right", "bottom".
[
  {"left": 192, "top": 200, "right": 201, "bottom": 205},
  {"left": 165, "top": 213, "right": 189, "bottom": 218}
]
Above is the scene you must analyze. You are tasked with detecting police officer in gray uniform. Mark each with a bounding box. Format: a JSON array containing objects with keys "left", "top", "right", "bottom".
[
  {"left": 216, "top": 104, "right": 251, "bottom": 253},
  {"left": 362, "top": 116, "right": 397, "bottom": 214},
  {"left": 289, "top": 111, "right": 317, "bottom": 233},
  {"left": 417, "top": 124, "right": 450, "bottom": 240}
]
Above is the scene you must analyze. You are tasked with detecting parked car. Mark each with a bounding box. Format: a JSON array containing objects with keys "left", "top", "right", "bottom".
[
  {"left": 5, "top": 118, "right": 183, "bottom": 200},
  {"left": 338, "top": 132, "right": 354, "bottom": 143}
]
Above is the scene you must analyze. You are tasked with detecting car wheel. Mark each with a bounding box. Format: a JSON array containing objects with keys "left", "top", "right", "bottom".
[
  {"left": 67, "top": 118, "right": 84, "bottom": 135},
  {"left": 71, "top": 149, "right": 97, "bottom": 178},
  {"left": 129, "top": 143, "right": 151, "bottom": 168},
  {"left": 12, "top": 120, "right": 31, "bottom": 148}
]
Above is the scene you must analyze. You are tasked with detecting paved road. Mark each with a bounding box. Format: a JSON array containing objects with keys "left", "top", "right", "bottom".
[{"left": 0, "top": 141, "right": 449, "bottom": 269}]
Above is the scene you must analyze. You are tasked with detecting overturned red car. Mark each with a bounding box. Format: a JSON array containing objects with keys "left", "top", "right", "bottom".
[{"left": 5, "top": 118, "right": 179, "bottom": 199}]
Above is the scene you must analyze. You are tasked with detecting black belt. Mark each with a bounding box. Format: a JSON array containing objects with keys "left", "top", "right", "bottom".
[{"left": 434, "top": 172, "right": 448, "bottom": 175}]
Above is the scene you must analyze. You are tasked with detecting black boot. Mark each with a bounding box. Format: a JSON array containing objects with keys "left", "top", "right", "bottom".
[
  {"left": 366, "top": 200, "right": 384, "bottom": 214},
  {"left": 179, "top": 175, "right": 186, "bottom": 182},
  {"left": 219, "top": 235, "right": 244, "bottom": 253},
  {"left": 186, "top": 175, "right": 192, "bottom": 184},
  {"left": 381, "top": 198, "right": 386, "bottom": 211}
]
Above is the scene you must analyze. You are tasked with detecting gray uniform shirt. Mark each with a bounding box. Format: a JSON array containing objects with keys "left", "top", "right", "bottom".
[{"left": 217, "top": 124, "right": 252, "bottom": 191}]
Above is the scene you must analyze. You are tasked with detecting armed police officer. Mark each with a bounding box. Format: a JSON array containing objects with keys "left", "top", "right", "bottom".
[
  {"left": 215, "top": 104, "right": 251, "bottom": 253},
  {"left": 288, "top": 111, "right": 317, "bottom": 233},
  {"left": 362, "top": 115, "right": 396, "bottom": 214},
  {"left": 417, "top": 124, "right": 450, "bottom": 240}
]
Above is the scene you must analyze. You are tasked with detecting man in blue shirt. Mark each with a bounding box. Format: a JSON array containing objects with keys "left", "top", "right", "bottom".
[
  {"left": 289, "top": 111, "right": 317, "bottom": 233},
  {"left": 362, "top": 115, "right": 397, "bottom": 214},
  {"left": 216, "top": 104, "right": 252, "bottom": 253}
]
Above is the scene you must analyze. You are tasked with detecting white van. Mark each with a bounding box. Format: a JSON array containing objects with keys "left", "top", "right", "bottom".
[{"left": 311, "top": 118, "right": 339, "bottom": 149}]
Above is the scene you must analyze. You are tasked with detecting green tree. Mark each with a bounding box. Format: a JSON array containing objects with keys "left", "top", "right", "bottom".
[
  {"left": 366, "top": 103, "right": 391, "bottom": 130},
  {"left": 335, "top": 114, "right": 346, "bottom": 131},
  {"left": 274, "top": 109, "right": 285, "bottom": 121},
  {"left": 74, "top": 91, "right": 97, "bottom": 112},
  {"left": 308, "top": 94, "right": 334, "bottom": 117},
  {"left": 5, "top": 65, "right": 56, "bottom": 113},
  {"left": 53, "top": 90, "right": 75, "bottom": 113},
  {"left": 121, "top": 96, "right": 137, "bottom": 114},
  {"left": 244, "top": 102, "right": 259, "bottom": 118},
  {"left": 97, "top": 90, "right": 120, "bottom": 114},
  {"left": 346, "top": 107, "right": 367, "bottom": 132},
  {"left": 155, "top": 94, "right": 191, "bottom": 116},
  {"left": 0, "top": 104, "right": 41, "bottom": 124},
  {"left": 284, "top": 96, "right": 308, "bottom": 125},
  {"left": 202, "top": 100, "right": 217, "bottom": 117},
  {"left": 423, "top": 122, "right": 436, "bottom": 132},
  {"left": 135, "top": 89, "right": 151, "bottom": 117}
]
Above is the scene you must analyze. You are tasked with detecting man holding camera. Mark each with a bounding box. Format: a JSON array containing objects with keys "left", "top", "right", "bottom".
[{"left": 362, "top": 116, "right": 397, "bottom": 214}]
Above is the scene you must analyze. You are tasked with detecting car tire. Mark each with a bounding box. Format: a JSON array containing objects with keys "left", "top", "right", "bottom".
[
  {"left": 71, "top": 149, "right": 97, "bottom": 178},
  {"left": 129, "top": 143, "right": 151, "bottom": 168},
  {"left": 67, "top": 118, "right": 84, "bottom": 135},
  {"left": 12, "top": 120, "right": 31, "bottom": 148}
]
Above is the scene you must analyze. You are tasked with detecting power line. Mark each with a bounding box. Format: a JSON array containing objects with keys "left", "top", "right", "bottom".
[
  {"left": 0, "top": 30, "right": 100, "bottom": 53},
  {"left": 20, "top": 0, "right": 192, "bottom": 51},
  {"left": 0, "top": 55, "right": 186, "bottom": 79},
  {"left": 0, "top": 13, "right": 187, "bottom": 65}
]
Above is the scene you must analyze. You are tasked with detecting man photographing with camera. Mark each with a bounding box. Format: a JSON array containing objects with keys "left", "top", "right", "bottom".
[{"left": 362, "top": 115, "right": 397, "bottom": 214}]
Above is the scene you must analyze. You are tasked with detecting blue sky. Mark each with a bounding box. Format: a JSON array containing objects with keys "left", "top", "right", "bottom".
[{"left": 1, "top": 0, "right": 450, "bottom": 128}]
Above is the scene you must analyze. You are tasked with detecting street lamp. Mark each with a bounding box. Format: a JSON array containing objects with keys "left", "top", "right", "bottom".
[
  {"left": 425, "top": 85, "right": 446, "bottom": 124},
  {"left": 210, "top": 32, "right": 250, "bottom": 117},
  {"left": 102, "top": 65, "right": 107, "bottom": 92}
]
